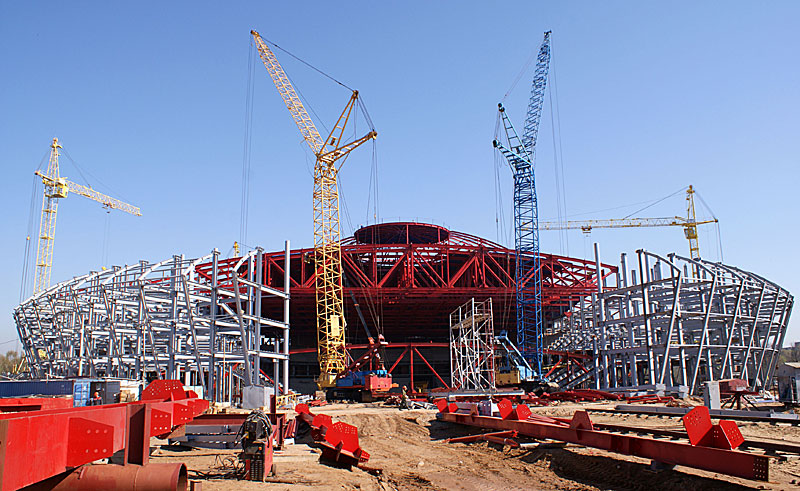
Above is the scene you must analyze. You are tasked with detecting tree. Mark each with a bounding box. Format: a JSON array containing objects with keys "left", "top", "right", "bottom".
[{"left": 0, "top": 351, "right": 25, "bottom": 375}]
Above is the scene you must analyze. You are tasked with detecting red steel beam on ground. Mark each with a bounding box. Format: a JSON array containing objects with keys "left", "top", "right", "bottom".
[
  {"left": 0, "top": 380, "right": 208, "bottom": 491},
  {"left": 436, "top": 402, "right": 769, "bottom": 482},
  {"left": 0, "top": 397, "right": 73, "bottom": 413}
]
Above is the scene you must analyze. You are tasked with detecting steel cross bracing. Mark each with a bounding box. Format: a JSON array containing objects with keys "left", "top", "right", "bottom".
[
  {"left": 251, "top": 30, "right": 376, "bottom": 388},
  {"left": 547, "top": 249, "right": 793, "bottom": 395},
  {"left": 493, "top": 31, "right": 551, "bottom": 376},
  {"left": 13, "top": 245, "right": 291, "bottom": 404},
  {"left": 449, "top": 298, "right": 496, "bottom": 391}
]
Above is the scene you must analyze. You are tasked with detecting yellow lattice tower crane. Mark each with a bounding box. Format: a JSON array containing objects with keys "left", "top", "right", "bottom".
[
  {"left": 32, "top": 138, "right": 142, "bottom": 294},
  {"left": 540, "top": 186, "right": 717, "bottom": 260},
  {"left": 251, "top": 30, "right": 377, "bottom": 388}
]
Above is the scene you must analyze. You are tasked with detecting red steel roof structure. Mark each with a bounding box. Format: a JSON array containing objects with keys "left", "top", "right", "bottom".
[{"left": 198, "top": 222, "right": 616, "bottom": 350}]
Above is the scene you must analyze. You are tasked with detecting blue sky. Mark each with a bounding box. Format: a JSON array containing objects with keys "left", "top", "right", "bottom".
[{"left": 1, "top": 2, "right": 798, "bottom": 347}]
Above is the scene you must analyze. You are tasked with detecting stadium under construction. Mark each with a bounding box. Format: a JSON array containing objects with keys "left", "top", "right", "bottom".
[{"left": 13, "top": 221, "right": 793, "bottom": 400}]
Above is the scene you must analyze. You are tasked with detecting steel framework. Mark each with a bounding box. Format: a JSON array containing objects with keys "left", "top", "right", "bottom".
[
  {"left": 13, "top": 244, "right": 291, "bottom": 404},
  {"left": 548, "top": 247, "right": 794, "bottom": 395},
  {"left": 449, "top": 298, "right": 496, "bottom": 391}
]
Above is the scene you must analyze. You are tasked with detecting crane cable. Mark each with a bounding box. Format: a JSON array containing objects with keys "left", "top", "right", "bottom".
[
  {"left": 259, "top": 36, "right": 354, "bottom": 92},
  {"left": 101, "top": 209, "right": 111, "bottom": 268},
  {"left": 259, "top": 36, "right": 376, "bottom": 134},
  {"left": 19, "top": 156, "right": 45, "bottom": 303},
  {"left": 240, "top": 36, "right": 255, "bottom": 250},
  {"left": 61, "top": 148, "right": 132, "bottom": 204},
  {"left": 695, "top": 190, "right": 724, "bottom": 261},
  {"left": 547, "top": 40, "right": 569, "bottom": 256},
  {"left": 364, "top": 139, "right": 379, "bottom": 225},
  {"left": 501, "top": 45, "right": 540, "bottom": 102},
  {"left": 621, "top": 186, "right": 687, "bottom": 219}
]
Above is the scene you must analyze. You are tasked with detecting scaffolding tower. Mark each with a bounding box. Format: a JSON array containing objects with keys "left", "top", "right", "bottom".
[{"left": 449, "top": 298, "right": 496, "bottom": 392}]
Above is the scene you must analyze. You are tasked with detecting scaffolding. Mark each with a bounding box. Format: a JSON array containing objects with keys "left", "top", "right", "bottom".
[
  {"left": 449, "top": 298, "right": 496, "bottom": 391},
  {"left": 549, "top": 246, "right": 794, "bottom": 395},
  {"left": 13, "top": 243, "right": 291, "bottom": 404}
]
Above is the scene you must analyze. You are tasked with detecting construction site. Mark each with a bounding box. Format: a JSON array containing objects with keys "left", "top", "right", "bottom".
[{"left": 2, "top": 4, "right": 800, "bottom": 491}]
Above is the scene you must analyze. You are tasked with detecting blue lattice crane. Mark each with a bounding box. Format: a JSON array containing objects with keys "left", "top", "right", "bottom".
[{"left": 493, "top": 31, "right": 551, "bottom": 381}]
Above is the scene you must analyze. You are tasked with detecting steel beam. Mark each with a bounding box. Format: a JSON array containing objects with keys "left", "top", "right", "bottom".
[{"left": 437, "top": 401, "right": 769, "bottom": 481}]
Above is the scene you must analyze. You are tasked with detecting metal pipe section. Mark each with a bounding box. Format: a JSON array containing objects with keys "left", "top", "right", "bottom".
[{"left": 22, "top": 463, "right": 187, "bottom": 491}]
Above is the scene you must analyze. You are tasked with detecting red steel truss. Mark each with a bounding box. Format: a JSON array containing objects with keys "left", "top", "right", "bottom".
[{"left": 197, "top": 223, "right": 616, "bottom": 348}]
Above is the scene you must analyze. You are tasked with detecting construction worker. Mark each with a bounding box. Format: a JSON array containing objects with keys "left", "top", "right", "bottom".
[
  {"left": 399, "top": 385, "right": 409, "bottom": 410},
  {"left": 89, "top": 391, "right": 102, "bottom": 406}
]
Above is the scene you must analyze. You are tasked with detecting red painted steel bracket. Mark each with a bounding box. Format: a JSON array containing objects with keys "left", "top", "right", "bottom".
[
  {"left": 497, "top": 399, "right": 532, "bottom": 420},
  {"left": 434, "top": 398, "right": 458, "bottom": 414},
  {"left": 569, "top": 410, "right": 594, "bottom": 431},
  {"left": 682, "top": 406, "right": 744, "bottom": 450},
  {"left": 294, "top": 404, "right": 370, "bottom": 467}
]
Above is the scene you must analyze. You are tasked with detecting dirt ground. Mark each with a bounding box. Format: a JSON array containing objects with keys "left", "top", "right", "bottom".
[{"left": 151, "top": 402, "right": 800, "bottom": 490}]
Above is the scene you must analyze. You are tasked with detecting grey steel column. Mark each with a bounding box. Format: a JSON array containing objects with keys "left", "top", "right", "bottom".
[
  {"left": 208, "top": 249, "right": 219, "bottom": 402},
  {"left": 764, "top": 298, "right": 793, "bottom": 389},
  {"left": 168, "top": 255, "right": 179, "bottom": 379},
  {"left": 637, "top": 250, "right": 656, "bottom": 385},
  {"left": 593, "top": 243, "right": 606, "bottom": 389},
  {"left": 255, "top": 248, "right": 264, "bottom": 386},
  {"left": 283, "top": 240, "right": 291, "bottom": 394}
]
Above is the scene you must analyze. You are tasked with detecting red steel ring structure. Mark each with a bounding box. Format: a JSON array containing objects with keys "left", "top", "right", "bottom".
[{"left": 240, "top": 222, "right": 616, "bottom": 391}]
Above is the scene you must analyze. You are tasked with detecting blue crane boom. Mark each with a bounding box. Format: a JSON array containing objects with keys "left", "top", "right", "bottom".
[{"left": 493, "top": 31, "right": 551, "bottom": 379}]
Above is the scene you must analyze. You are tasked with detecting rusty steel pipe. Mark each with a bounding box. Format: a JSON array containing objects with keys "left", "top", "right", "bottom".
[{"left": 22, "top": 463, "right": 188, "bottom": 491}]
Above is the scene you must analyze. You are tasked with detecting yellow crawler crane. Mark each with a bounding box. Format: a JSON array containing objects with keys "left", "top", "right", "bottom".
[
  {"left": 251, "top": 30, "right": 377, "bottom": 388},
  {"left": 540, "top": 186, "right": 717, "bottom": 260},
  {"left": 32, "top": 138, "right": 142, "bottom": 294}
]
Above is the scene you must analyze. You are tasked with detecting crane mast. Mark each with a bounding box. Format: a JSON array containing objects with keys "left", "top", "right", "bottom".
[
  {"left": 493, "top": 31, "right": 551, "bottom": 377},
  {"left": 251, "top": 30, "right": 377, "bottom": 388},
  {"left": 33, "top": 138, "right": 64, "bottom": 294},
  {"left": 32, "top": 138, "right": 141, "bottom": 295},
  {"left": 684, "top": 185, "right": 700, "bottom": 259}
]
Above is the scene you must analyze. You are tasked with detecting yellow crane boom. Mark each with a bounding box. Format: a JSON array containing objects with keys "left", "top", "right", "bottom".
[
  {"left": 540, "top": 186, "right": 717, "bottom": 260},
  {"left": 251, "top": 30, "right": 377, "bottom": 388},
  {"left": 32, "top": 138, "right": 141, "bottom": 294}
]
